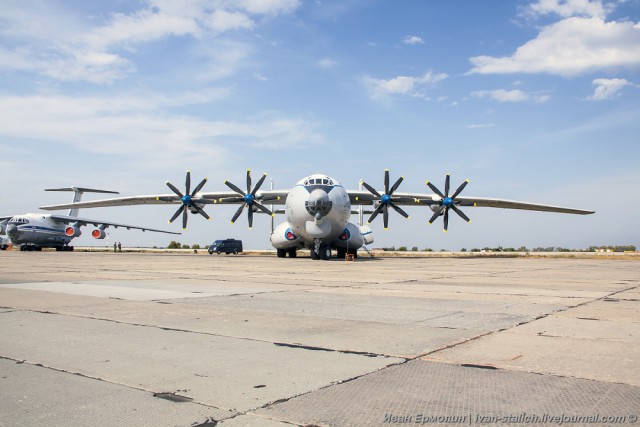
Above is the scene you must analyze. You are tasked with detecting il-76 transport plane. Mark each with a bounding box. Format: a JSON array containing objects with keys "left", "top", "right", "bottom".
[
  {"left": 41, "top": 170, "right": 594, "bottom": 260},
  {"left": 2, "top": 187, "right": 179, "bottom": 251}
]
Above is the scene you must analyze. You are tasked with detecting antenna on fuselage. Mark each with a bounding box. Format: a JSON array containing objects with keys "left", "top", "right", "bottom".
[{"left": 45, "top": 187, "right": 119, "bottom": 217}]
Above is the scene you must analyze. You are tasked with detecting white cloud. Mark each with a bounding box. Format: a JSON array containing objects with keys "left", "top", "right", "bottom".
[
  {"left": 466, "top": 123, "right": 496, "bottom": 129},
  {"left": 526, "top": 0, "right": 609, "bottom": 19},
  {"left": 317, "top": 58, "right": 338, "bottom": 68},
  {"left": 588, "top": 78, "right": 632, "bottom": 100},
  {"left": 0, "top": 92, "right": 323, "bottom": 169},
  {"left": 471, "top": 89, "right": 550, "bottom": 103},
  {"left": 469, "top": 17, "right": 640, "bottom": 77},
  {"left": 365, "top": 71, "right": 448, "bottom": 100},
  {"left": 0, "top": 0, "right": 301, "bottom": 84},
  {"left": 402, "top": 35, "right": 424, "bottom": 45}
]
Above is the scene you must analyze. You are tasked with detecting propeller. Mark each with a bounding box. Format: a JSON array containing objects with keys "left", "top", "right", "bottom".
[
  {"left": 361, "top": 169, "right": 411, "bottom": 229},
  {"left": 425, "top": 174, "right": 472, "bottom": 232},
  {"left": 222, "top": 170, "right": 274, "bottom": 228},
  {"left": 161, "top": 171, "right": 210, "bottom": 229}
]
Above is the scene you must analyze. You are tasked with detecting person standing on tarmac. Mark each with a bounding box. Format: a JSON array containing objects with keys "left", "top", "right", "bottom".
[{"left": 118, "top": 242, "right": 122, "bottom": 252}]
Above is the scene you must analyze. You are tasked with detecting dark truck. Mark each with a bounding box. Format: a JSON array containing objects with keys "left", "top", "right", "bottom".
[{"left": 208, "top": 239, "right": 243, "bottom": 255}]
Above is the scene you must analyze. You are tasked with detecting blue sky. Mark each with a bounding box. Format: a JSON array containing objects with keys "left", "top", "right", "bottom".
[{"left": 1, "top": 0, "right": 638, "bottom": 250}]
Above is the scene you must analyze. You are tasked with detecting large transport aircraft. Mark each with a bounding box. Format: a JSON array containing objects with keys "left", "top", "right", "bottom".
[
  {"left": 41, "top": 170, "right": 594, "bottom": 260},
  {"left": 1, "top": 187, "right": 179, "bottom": 251}
]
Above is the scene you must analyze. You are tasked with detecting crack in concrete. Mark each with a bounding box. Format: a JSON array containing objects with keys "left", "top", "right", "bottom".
[{"left": 0, "top": 354, "right": 226, "bottom": 412}]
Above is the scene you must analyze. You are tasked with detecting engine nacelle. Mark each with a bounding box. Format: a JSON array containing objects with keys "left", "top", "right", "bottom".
[
  {"left": 91, "top": 228, "right": 106, "bottom": 239},
  {"left": 65, "top": 225, "right": 82, "bottom": 238}
]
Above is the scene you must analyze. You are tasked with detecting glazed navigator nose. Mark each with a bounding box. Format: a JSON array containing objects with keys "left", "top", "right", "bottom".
[
  {"left": 6, "top": 223, "right": 18, "bottom": 237},
  {"left": 305, "top": 189, "right": 332, "bottom": 220}
]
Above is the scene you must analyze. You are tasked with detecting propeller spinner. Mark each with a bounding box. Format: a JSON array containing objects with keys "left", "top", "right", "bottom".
[
  {"left": 161, "top": 171, "right": 210, "bottom": 229},
  {"left": 425, "top": 174, "right": 472, "bottom": 232},
  {"left": 361, "top": 169, "right": 412, "bottom": 229},
  {"left": 221, "top": 170, "right": 275, "bottom": 228}
]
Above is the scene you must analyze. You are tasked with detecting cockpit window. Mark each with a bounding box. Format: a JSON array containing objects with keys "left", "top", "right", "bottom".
[
  {"left": 304, "top": 177, "right": 334, "bottom": 187},
  {"left": 9, "top": 217, "right": 29, "bottom": 224}
]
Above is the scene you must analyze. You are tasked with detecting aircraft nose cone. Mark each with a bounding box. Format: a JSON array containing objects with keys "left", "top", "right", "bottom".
[
  {"left": 305, "top": 189, "right": 332, "bottom": 219},
  {"left": 6, "top": 223, "right": 18, "bottom": 237}
]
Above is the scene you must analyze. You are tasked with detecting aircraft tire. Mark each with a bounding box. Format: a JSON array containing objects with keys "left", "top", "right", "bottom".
[
  {"left": 0, "top": 245, "right": 7, "bottom": 251},
  {"left": 310, "top": 248, "right": 319, "bottom": 260},
  {"left": 320, "top": 246, "right": 331, "bottom": 261},
  {"left": 277, "top": 249, "right": 286, "bottom": 258},
  {"left": 288, "top": 248, "right": 297, "bottom": 258}
]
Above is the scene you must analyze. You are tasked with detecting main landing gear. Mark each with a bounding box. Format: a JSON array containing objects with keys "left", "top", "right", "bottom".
[
  {"left": 20, "top": 245, "right": 42, "bottom": 252},
  {"left": 277, "top": 248, "right": 297, "bottom": 258}
]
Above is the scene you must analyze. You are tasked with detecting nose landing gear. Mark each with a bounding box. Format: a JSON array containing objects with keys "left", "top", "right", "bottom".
[{"left": 311, "top": 240, "right": 332, "bottom": 260}]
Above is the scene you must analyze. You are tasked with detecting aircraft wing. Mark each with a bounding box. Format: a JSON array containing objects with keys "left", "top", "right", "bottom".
[
  {"left": 48, "top": 214, "right": 181, "bottom": 235},
  {"left": 349, "top": 191, "right": 594, "bottom": 215},
  {"left": 40, "top": 190, "right": 290, "bottom": 211}
]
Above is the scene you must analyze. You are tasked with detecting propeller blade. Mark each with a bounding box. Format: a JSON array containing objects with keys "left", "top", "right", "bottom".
[
  {"left": 185, "top": 171, "right": 191, "bottom": 197},
  {"left": 390, "top": 202, "right": 409, "bottom": 219},
  {"left": 251, "top": 173, "right": 267, "bottom": 196},
  {"left": 166, "top": 182, "right": 184, "bottom": 198},
  {"left": 384, "top": 169, "right": 389, "bottom": 195},
  {"left": 451, "top": 205, "right": 470, "bottom": 223},
  {"left": 169, "top": 206, "right": 184, "bottom": 223},
  {"left": 262, "top": 194, "right": 280, "bottom": 202},
  {"left": 225, "top": 180, "right": 246, "bottom": 196},
  {"left": 368, "top": 205, "right": 383, "bottom": 223},
  {"left": 182, "top": 207, "right": 188, "bottom": 229},
  {"left": 444, "top": 174, "right": 450, "bottom": 198},
  {"left": 192, "top": 204, "right": 210, "bottom": 220},
  {"left": 426, "top": 181, "right": 445, "bottom": 199},
  {"left": 253, "top": 201, "right": 273, "bottom": 216},
  {"left": 248, "top": 208, "right": 253, "bottom": 228},
  {"left": 443, "top": 208, "right": 449, "bottom": 231},
  {"left": 451, "top": 180, "right": 469, "bottom": 199},
  {"left": 156, "top": 196, "right": 176, "bottom": 202},
  {"left": 219, "top": 197, "right": 245, "bottom": 204},
  {"left": 383, "top": 204, "right": 389, "bottom": 229},
  {"left": 428, "top": 207, "right": 444, "bottom": 224},
  {"left": 230, "top": 204, "right": 245, "bottom": 223},
  {"left": 361, "top": 181, "right": 381, "bottom": 198},
  {"left": 190, "top": 178, "right": 208, "bottom": 197},
  {"left": 389, "top": 176, "right": 404, "bottom": 195},
  {"left": 246, "top": 170, "right": 251, "bottom": 194}
]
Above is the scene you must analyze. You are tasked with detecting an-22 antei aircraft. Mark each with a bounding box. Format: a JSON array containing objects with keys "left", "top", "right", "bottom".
[
  {"left": 40, "top": 170, "right": 594, "bottom": 260},
  {"left": 1, "top": 187, "right": 179, "bottom": 251}
]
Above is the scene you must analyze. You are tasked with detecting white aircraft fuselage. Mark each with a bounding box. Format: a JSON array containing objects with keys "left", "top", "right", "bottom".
[{"left": 269, "top": 174, "right": 371, "bottom": 259}]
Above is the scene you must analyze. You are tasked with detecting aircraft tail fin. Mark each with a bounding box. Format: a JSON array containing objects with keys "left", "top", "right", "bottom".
[{"left": 45, "top": 187, "right": 119, "bottom": 217}]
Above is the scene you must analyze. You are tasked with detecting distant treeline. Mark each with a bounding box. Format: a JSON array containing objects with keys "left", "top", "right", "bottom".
[{"left": 380, "top": 245, "right": 637, "bottom": 253}]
